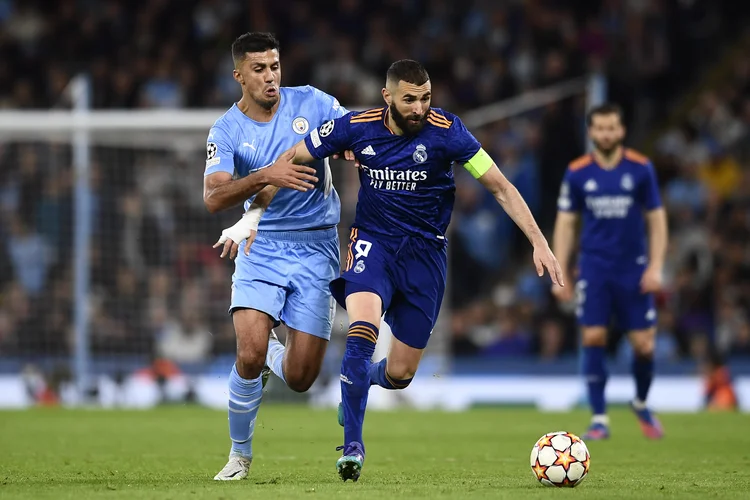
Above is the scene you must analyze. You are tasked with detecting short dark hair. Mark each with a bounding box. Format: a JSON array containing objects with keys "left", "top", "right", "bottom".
[
  {"left": 386, "top": 59, "right": 430, "bottom": 86},
  {"left": 586, "top": 102, "right": 623, "bottom": 126},
  {"left": 232, "top": 32, "right": 280, "bottom": 66}
]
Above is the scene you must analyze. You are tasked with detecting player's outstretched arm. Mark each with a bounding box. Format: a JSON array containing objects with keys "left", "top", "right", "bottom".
[
  {"left": 203, "top": 171, "right": 269, "bottom": 213},
  {"left": 241, "top": 141, "right": 319, "bottom": 211},
  {"left": 203, "top": 149, "right": 319, "bottom": 214},
  {"left": 475, "top": 164, "right": 565, "bottom": 286},
  {"left": 239, "top": 140, "right": 323, "bottom": 212},
  {"left": 551, "top": 211, "right": 579, "bottom": 302},
  {"left": 212, "top": 142, "right": 322, "bottom": 259},
  {"left": 641, "top": 207, "right": 668, "bottom": 293}
]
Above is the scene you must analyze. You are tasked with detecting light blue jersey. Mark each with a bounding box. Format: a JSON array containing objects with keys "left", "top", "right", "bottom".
[
  {"left": 205, "top": 86, "right": 347, "bottom": 338},
  {"left": 205, "top": 85, "right": 347, "bottom": 231}
]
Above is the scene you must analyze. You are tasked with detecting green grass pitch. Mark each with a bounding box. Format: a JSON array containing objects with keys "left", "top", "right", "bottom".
[{"left": 0, "top": 405, "right": 748, "bottom": 499}]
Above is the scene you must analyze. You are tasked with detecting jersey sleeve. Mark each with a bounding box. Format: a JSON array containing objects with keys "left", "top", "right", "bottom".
[
  {"left": 304, "top": 114, "right": 355, "bottom": 160},
  {"left": 557, "top": 169, "right": 584, "bottom": 212},
  {"left": 203, "top": 125, "right": 235, "bottom": 177},
  {"left": 448, "top": 116, "right": 482, "bottom": 164},
  {"left": 311, "top": 86, "right": 349, "bottom": 121},
  {"left": 641, "top": 162, "right": 663, "bottom": 210}
]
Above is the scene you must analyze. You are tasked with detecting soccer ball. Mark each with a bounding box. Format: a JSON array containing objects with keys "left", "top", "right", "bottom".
[{"left": 530, "top": 431, "right": 590, "bottom": 487}]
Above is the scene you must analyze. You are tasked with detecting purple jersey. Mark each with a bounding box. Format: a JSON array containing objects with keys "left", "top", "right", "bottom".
[
  {"left": 557, "top": 148, "right": 662, "bottom": 269},
  {"left": 303, "top": 107, "right": 481, "bottom": 241}
]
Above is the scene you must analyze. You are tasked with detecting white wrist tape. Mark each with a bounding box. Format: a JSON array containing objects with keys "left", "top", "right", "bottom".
[
  {"left": 243, "top": 204, "right": 264, "bottom": 231},
  {"left": 218, "top": 205, "right": 265, "bottom": 244}
]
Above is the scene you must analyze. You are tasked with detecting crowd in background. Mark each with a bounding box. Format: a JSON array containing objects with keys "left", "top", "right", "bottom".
[{"left": 1, "top": 0, "right": 749, "bottom": 371}]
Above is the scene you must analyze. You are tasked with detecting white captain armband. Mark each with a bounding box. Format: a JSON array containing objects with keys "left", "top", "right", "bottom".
[{"left": 462, "top": 148, "right": 494, "bottom": 179}]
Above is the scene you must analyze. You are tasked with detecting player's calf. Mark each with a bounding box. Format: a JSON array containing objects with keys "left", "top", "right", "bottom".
[
  {"left": 278, "top": 328, "right": 328, "bottom": 393},
  {"left": 338, "top": 338, "right": 420, "bottom": 427},
  {"left": 371, "top": 333, "right": 422, "bottom": 389},
  {"left": 628, "top": 327, "right": 661, "bottom": 438},
  {"left": 262, "top": 330, "right": 282, "bottom": 390},
  {"left": 368, "top": 358, "right": 414, "bottom": 389},
  {"left": 580, "top": 326, "right": 609, "bottom": 435},
  {"left": 628, "top": 328, "right": 656, "bottom": 405},
  {"left": 340, "top": 320, "right": 379, "bottom": 439},
  {"left": 218, "top": 308, "right": 272, "bottom": 478}
]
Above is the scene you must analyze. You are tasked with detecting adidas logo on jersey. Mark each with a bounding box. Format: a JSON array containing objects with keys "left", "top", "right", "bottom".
[
  {"left": 361, "top": 145, "right": 376, "bottom": 156},
  {"left": 583, "top": 179, "right": 598, "bottom": 192}
]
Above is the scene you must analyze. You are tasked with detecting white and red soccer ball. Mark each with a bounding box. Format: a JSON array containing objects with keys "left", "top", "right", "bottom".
[{"left": 530, "top": 431, "right": 590, "bottom": 487}]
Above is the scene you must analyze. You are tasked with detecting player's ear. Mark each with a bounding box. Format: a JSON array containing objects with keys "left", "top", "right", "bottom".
[
  {"left": 233, "top": 68, "right": 244, "bottom": 86},
  {"left": 382, "top": 87, "right": 391, "bottom": 106}
]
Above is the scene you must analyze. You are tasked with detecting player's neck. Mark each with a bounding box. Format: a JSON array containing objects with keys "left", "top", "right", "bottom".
[
  {"left": 237, "top": 95, "right": 280, "bottom": 123},
  {"left": 385, "top": 109, "right": 405, "bottom": 136},
  {"left": 592, "top": 146, "right": 623, "bottom": 170}
]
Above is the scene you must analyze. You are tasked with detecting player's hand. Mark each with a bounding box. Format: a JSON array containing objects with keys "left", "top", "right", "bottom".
[
  {"left": 533, "top": 242, "right": 565, "bottom": 287},
  {"left": 640, "top": 265, "right": 663, "bottom": 294},
  {"left": 264, "top": 148, "right": 318, "bottom": 191},
  {"left": 213, "top": 229, "right": 257, "bottom": 260},
  {"left": 212, "top": 207, "right": 263, "bottom": 260},
  {"left": 332, "top": 150, "right": 361, "bottom": 168}
]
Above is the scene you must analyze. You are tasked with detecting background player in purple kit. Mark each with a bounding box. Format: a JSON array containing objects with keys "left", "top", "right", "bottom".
[
  {"left": 223, "top": 59, "right": 565, "bottom": 481},
  {"left": 552, "top": 103, "right": 669, "bottom": 441}
]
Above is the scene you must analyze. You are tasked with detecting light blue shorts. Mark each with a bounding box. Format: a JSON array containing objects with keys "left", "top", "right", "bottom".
[{"left": 230, "top": 227, "right": 340, "bottom": 340}]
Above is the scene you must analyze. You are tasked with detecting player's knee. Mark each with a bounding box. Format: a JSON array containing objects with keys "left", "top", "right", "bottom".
[
  {"left": 581, "top": 327, "right": 607, "bottom": 347},
  {"left": 630, "top": 329, "right": 655, "bottom": 357},
  {"left": 284, "top": 368, "right": 318, "bottom": 393},
  {"left": 385, "top": 366, "right": 416, "bottom": 388},
  {"left": 384, "top": 343, "right": 421, "bottom": 387},
  {"left": 235, "top": 349, "right": 265, "bottom": 380}
]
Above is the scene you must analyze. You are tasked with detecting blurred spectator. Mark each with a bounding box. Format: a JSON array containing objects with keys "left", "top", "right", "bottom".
[
  {"left": 697, "top": 145, "right": 742, "bottom": 202},
  {"left": 480, "top": 305, "right": 534, "bottom": 358},
  {"left": 155, "top": 282, "right": 213, "bottom": 364},
  {"left": 6, "top": 215, "right": 54, "bottom": 296},
  {"left": 703, "top": 349, "right": 738, "bottom": 411}
]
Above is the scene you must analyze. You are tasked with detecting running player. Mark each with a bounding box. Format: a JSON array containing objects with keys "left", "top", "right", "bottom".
[
  {"left": 203, "top": 32, "right": 349, "bottom": 480},
  {"left": 220, "top": 59, "right": 563, "bottom": 480}
]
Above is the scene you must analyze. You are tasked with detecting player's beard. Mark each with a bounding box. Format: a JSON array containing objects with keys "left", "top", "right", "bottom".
[
  {"left": 390, "top": 103, "right": 427, "bottom": 135},
  {"left": 251, "top": 85, "right": 279, "bottom": 110},
  {"left": 254, "top": 93, "right": 278, "bottom": 110},
  {"left": 592, "top": 138, "right": 622, "bottom": 158}
]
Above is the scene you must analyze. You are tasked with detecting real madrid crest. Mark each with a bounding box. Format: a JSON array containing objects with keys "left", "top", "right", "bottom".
[
  {"left": 354, "top": 260, "right": 366, "bottom": 274},
  {"left": 620, "top": 173, "right": 634, "bottom": 191},
  {"left": 293, "top": 117, "right": 309, "bottom": 134},
  {"left": 413, "top": 144, "right": 428, "bottom": 163}
]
